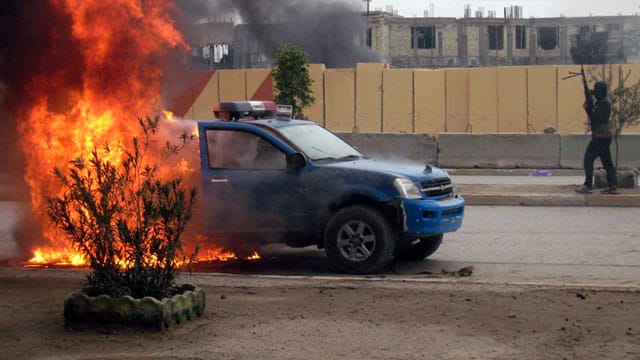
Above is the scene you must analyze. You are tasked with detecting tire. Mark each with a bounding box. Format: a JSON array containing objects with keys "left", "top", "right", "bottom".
[
  {"left": 324, "top": 205, "right": 396, "bottom": 274},
  {"left": 396, "top": 234, "right": 443, "bottom": 261}
]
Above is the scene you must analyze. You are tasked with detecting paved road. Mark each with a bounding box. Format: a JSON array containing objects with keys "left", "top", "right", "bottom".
[
  {"left": 420, "top": 206, "right": 640, "bottom": 286},
  {"left": 226, "top": 206, "right": 640, "bottom": 287},
  {"left": 2, "top": 202, "right": 639, "bottom": 287}
]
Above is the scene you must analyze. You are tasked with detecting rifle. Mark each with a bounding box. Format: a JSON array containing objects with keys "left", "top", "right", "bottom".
[{"left": 563, "top": 64, "right": 593, "bottom": 130}]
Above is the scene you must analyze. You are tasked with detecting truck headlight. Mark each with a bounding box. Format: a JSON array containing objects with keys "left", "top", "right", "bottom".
[{"left": 393, "top": 177, "right": 422, "bottom": 199}]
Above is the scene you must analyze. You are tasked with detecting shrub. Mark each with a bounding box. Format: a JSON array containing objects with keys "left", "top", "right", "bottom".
[
  {"left": 589, "top": 65, "right": 640, "bottom": 168},
  {"left": 272, "top": 42, "right": 315, "bottom": 119},
  {"left": 47, "top": 116, "right": 198, "bottom": 299}
]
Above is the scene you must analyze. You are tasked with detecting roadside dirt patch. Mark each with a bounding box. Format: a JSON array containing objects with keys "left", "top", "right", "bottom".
[{"left": 1, "top": 269, "right": 639, "bottom": 359}]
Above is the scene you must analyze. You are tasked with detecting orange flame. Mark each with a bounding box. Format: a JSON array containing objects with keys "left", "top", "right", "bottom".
[{"left": 14, "top": 0, "right": 253, "bottom": 268}]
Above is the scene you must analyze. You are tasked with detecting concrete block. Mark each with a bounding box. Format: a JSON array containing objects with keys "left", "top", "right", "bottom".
[
  {"left": 561, "top": 134, "right": 640, "bottom": 170},
  {"left": 337, "top": 132, "right": 437, "bottom": 164},
  {"left": 437, "top": 133, "right": 561, "bottom": 169},
  {"left": 560, "top": 134, "right": 589, "bottom": 169},
  {"left": 613, "top": 134, "right": 640, "bottom": 169}
]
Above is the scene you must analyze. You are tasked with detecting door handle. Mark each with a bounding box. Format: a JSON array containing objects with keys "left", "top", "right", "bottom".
[{"left": 210, "top": 178, "right": 228, "bottom": 183}]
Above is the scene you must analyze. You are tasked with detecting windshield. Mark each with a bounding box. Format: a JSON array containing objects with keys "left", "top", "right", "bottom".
[{"left": 278, "top": 124, "right": 363, "bottom": 161}]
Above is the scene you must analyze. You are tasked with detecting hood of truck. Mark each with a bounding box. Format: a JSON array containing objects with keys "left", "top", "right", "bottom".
[{"left": 320, "top": 158, "right": 449, "bottom": 182}]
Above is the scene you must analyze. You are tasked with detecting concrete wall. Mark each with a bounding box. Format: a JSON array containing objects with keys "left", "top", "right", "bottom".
[
  {"left": 306, "top": 64, "right": 326, "bottom": 124},
  {"left": 356, "top": 63, "right": 384, "bottom": 132},
  {"left": 324, "top": 69, "right": 355, "bottom": 132},
  {"left": 382, "top": 69, "right": 414, "bottom": 132},
  {"left": 561, "top": 134, "right": 640, "bottom": 170},
  {"left": 337, "top": 133, "right": 640, "bottom": 170},
  {"left": 179, "top": 63, "right": 640, "bottom": 136},
  {"left": 527, "top": 66, "right": 557, "bottom": 133},
  {"left": 337, "top": 133, "right": 438, "bottom": 165},
  {"left": 469, "top": 67, "right": 498, "bottom": 133},
  {"left": 445, "top": 68, "right": 470, "bottom": 132},
  {"left": 414, "top": 69, "right": 446, "bottom": 135},
  {"left": 437, "top": 133, "right": 561, "bottom": 168},
  {"left": 498, "top": 67, "right": 527, "bottom": 132}
]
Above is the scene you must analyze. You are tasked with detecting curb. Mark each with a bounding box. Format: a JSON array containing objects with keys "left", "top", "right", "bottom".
[
  {"left": 445, "top": 168, "right": 585, "bottom": 176},
  {"left": 462, "top": 193, "right": 640, "bottom": 207}
]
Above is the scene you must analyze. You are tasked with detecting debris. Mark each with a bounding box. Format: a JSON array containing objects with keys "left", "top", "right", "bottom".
[
  {"left": 388, "top": 263, "right": 474, "bottom": 277},
  {"left": 456, "top": 266, "right": 474, "bottom": 277},
  {"left": 529, "top": 170, "right": 552, "bottom": 177}
]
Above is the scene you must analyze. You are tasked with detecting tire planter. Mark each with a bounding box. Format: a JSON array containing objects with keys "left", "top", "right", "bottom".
[{"left": 63, "top": 287, "right": 205, "bottom": 331}]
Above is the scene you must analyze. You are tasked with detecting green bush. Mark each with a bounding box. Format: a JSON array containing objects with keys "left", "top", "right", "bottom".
[
  {"left": 47, "top": 116, "right": 198, "bottom": 299},
  {"left": 272, "top": 42, "right": 315, "bottom": 119}
]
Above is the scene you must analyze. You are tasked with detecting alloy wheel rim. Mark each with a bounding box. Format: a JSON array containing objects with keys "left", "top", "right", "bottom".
[{"left": 336, "top": 220, "right": 376, "bottom": 262}]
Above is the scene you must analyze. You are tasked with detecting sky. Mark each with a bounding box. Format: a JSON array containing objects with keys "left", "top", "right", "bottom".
[{"left": 366, "top": 0, "right": 639, "bottom": 18}]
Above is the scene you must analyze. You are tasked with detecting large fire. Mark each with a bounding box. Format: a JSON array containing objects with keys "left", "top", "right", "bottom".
[{"left": 15, "top": 0, "right": 254, "bottom": 267}]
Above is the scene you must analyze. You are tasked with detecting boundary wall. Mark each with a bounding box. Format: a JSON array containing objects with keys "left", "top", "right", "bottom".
[
  {"left": 339, "top": 133, "right": 640, "bottom": 170},
  {"left": 178, "top": 63, "right": 640, "bottom": 135}
]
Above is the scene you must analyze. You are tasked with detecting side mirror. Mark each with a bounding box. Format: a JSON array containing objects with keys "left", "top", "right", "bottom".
[{"left": 286, "top": 153, "right": 306, "bottom": 173}]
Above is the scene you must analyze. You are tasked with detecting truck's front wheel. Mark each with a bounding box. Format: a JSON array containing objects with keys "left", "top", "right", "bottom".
[{"left": 324, "top": 205, "right": 396, "bottom": 274}]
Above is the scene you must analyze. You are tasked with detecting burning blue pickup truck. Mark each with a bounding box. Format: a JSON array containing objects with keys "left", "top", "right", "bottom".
[{"left": 198, "top": 101, "right": 464, "bottom": 274}]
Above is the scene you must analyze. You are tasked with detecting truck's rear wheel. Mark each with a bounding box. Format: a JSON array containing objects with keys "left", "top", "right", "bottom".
[
  {"left": 324, "top": 205, "right": 396, "bottom": 274},
  {"left": 396, "top": 234, "right": 443, "bottom": 261}
]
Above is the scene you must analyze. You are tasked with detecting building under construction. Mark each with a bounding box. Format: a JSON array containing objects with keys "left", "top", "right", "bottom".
[
  {"left": 368, "top": 5, "right": 640, "bottom": 68},
  {"left": 188, "top": 5, "right": 640, "bottom": 69}
]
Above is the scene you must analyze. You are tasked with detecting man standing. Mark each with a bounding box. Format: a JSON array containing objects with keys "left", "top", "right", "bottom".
[{"left": 576, "top": 81, "right": 619, "bottom": 194}]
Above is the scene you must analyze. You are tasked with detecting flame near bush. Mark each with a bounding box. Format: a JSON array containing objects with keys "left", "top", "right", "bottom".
[{"left": 47, "top": 116, "right": 198, "bottom": 299}]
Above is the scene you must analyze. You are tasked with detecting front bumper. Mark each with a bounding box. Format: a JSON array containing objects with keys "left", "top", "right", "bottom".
[{"left": 398, "top": 195, "right": 465, "bottom": 238}]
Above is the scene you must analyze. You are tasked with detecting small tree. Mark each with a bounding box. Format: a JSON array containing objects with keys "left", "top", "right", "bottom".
[
  {"left": 589, "top": 65, "right": 640, "bottom": 168},
  {"left": 272, "top": 42, "right": 315, "bottom": 119},
  {"left": 47, "top": 116, "right": 198, "bottom": 299}
]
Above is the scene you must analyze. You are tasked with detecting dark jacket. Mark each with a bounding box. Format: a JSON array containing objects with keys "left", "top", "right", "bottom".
[{"left": 586, "top": 98, "right": 612, "bottom": 138}]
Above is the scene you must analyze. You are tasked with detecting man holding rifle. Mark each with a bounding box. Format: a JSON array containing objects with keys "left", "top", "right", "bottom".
[{"left": 575, "top": 81, "right": 619, "bottom": 194}]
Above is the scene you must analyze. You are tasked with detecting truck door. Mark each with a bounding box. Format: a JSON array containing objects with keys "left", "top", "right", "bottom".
[{"left": 199, "top": 126, "right": 308, "bottom": 236}]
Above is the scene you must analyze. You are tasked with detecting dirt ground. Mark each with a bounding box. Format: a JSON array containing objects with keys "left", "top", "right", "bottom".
[{"left": 1, "top": 268, "right": 639, "bottom": 360}]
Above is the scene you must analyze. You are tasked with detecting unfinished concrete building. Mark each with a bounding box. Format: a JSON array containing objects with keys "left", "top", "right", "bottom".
[
  {"left": 367, "top": 8, "right": 640, "bottom": 68},
  {"left": 188, "top": 6, "right": 640, "bottom": 69}
]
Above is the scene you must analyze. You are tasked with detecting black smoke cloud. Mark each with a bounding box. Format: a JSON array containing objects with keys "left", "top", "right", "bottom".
[{"left": 174, "top": 0, "right": 381, "bottom": 68}]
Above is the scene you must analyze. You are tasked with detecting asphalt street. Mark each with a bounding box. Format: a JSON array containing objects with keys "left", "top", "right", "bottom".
[{"left": 1, "top": 172, "right": 639, "bottom": 286}]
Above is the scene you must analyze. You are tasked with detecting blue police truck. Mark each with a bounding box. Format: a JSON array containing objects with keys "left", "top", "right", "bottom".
[{"left": 198, "top": 101, "right": 464, "bottom": 274}]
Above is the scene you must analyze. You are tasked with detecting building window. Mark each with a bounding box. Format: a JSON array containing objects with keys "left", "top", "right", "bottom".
[
  {"left": 411, "top": 26, "right": 436, "bottom": 49},
  {"left": 488, "top": 25, "right": 504, "bottom": 50},
  {"left": 515, "top": 25, "right": 527, "bottom": 49},
  {"left": 607, "top": 23, "right": 622, "bottom": 32},
  {"left": 579, "top": 25, "right": 597, "bottom": 35},
  {"left": 538, "top": 27, "right": 558, "bottom": 50}
]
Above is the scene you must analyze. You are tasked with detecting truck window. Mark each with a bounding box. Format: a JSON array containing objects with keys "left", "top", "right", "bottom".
[
  {"left": 253, "top": 138, "right": 286, "bottom": 170},
  {"left": 205, "top": 129, "right": 285, "bottom": 170}
]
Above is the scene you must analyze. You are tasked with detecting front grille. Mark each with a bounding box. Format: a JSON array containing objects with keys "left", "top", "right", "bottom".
[{"left": 421, "top": 177, "right": 454, "bottom": 198}]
